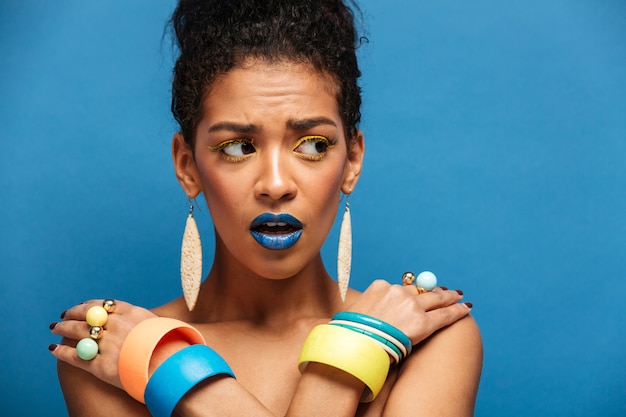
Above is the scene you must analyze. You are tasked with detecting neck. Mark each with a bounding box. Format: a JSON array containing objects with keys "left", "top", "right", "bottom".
[{"left": 189, "top": 243, "right": 342, "bottom": 327}]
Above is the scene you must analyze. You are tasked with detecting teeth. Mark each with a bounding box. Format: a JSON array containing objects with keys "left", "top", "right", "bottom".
[{"left": 265, "top": 222, "right": 288, "bottom": 227}]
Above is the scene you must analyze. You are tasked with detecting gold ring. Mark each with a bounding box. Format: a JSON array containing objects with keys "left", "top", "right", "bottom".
[
  {"left": 102, "top": 299, "right": 116, "bottom": 313},
  {"left": 89, "top": 326, "right": 104, "bottom": 340},
  {"left": 401, "top": 271, "right": 427, "bottom": 294}
]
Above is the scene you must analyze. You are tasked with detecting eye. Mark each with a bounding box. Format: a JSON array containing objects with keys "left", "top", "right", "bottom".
[
  {"left": 293, "top": 135, "right": 336, "bottom": 161},
  {"left": 208, "top": 139, "right": 256, "bottom": 162}
]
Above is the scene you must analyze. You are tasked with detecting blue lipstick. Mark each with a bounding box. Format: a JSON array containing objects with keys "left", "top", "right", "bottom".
[{"left": 250, "top": 213, "right": 303, "bottom": 250}]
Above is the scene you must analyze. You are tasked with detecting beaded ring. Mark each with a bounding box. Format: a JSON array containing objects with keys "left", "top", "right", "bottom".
[
  {"left": 78, "top": 301, "right": 116, "bottom": 361},
  {"left": 402, "top": 271, "right": 438, "bottom": 293}
]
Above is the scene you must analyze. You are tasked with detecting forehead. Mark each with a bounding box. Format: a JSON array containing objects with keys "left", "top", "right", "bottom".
[
  {"left": 209, "top": 59, "right": 338, "bottom": 99},
  {"left": 201, "top": 60, "right": 341, "bottom": 122}
]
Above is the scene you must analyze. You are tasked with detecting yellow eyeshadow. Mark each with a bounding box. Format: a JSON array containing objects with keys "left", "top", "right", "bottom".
[
  {"left": 207, "top": 138, "right": 251, "bottom": 152},
  {"left": 291, "top": 135, "right": 335, "bottom": 151}
]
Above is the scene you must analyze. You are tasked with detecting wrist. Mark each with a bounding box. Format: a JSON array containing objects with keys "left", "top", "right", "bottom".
[
  {"left": 145, "top": 344, "right": 235, "bottom": 417},
  {"left": 149, "top": 332, "right": 191, "bottom": 375},
  {"left": 298, "top": 324, "right": 390, "bottom": 402},
  {"left": 118, "top": 317, "right": 206, "bottom": 404},
  {"left": 301, "top": 361, "right": 365, "bottom": 398},
  {"left": 118, "top": 317, "right": 236, "bottom": 416}
]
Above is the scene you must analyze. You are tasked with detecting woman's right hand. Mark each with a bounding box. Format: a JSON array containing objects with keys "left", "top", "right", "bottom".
[{"left": 49, "top": 299, "right": 158, "bottom": 389}]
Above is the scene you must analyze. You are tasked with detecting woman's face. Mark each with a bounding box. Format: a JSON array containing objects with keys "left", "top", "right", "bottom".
[{"left": 175, "top": 60, "right": 363, "bottom": 279}]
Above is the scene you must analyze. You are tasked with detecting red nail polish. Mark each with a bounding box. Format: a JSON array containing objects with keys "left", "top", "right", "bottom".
[
  {"left": 455, "top": 289, "right": 464, "bottom": 296},
  {"left": 60, "top": 310, "right": 66, "bottom": 320},
  {"left": 464, "top": 302, "right": 473, "bottom": 309},
  {"left": 49, "top": 322, "right": 57, "bottom": 330},
  {"left": 48, "top": 344, "right": 57, "bottom": 352},
  {"left": 440, "top": 286, "right": 448, "bottom": 291}
]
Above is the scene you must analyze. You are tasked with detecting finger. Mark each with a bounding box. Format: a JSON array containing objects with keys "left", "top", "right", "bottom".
[
  {"left": 49, "top": 338, "right": 104, "bottom": 370},
  {"left": 402, "top": 284, "right": 419, "bottom": 294},
  {"left": 425, "top": 302, "right": 473, "bottom": 333},
  {"left": 51, "top": 320, "right": 93, "bottom": 341},
  {"left": 402, "top": 283, "right": 448, "bottom": 297},
  {"left": 50, "top": 342, "right": 83, "bottom": 365},
  {"left": 49, "top": 342, "right": 122, "bottom": 388},
  {"left": 60, "top": 300, "right": 101, "bottom": 321},
  {"left": 61, "top": 299, "right": 127, "bottom": 321},
  {"left": 417, "top": 289, "right": 464, "bottom": 311}
]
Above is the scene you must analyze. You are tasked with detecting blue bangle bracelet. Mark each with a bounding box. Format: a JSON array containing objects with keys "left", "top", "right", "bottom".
[
  {"left": 144, "top": 344, "right": 235, "bottom": 417},
  {"left": 331, "top": 312, "right": 412, "bottom": 355}
]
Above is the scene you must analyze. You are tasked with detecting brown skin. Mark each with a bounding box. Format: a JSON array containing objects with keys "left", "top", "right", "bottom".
[{"left": 51, "top": 61, "right": 482, "bottom": 416}]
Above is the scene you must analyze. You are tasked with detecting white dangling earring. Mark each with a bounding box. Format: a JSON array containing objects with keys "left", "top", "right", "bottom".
[
  {"left": 181, "top": 201, "right": 202, "bottom": 311},
  {"left": 337, "top": 198, "right": 352, "bottom": 302}
]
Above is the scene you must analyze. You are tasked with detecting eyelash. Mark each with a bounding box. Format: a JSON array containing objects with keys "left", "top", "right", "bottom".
[
  {"left": 207, "top": 135, "right": 337, "bottom": 162},
  {"left": 208, "top": 138, "right": 255, "bottom": 162},
  {"left": 292, "top": 135, "right": 337, "bottom": 161}
]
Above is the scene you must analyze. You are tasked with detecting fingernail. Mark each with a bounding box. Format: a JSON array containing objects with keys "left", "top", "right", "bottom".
[
  {"left": 49, "top": 322, "right": 57, "bottom": 330},
  {"left": 455, "top": 289, "right": 464, "bottom": 296},
  {"left": 464, "top": 302, "right": 473, "bottom": 309},
  {"left": 60, "top": 310, "right": 66, "bottom": 320},
  {"left": 48, "top": 344, "right": 57, "bottom": 352},
  {"left": 440, "top": 286, "right": 448, "bottom": 291}
]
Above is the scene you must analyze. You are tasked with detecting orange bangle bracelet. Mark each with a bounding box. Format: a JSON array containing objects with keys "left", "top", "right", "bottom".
[{"left": 118, "top": 317, "right": 206, "bottom": 403}]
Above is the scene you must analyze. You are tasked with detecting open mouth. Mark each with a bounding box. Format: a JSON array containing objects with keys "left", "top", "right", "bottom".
[{"left": 250, "top": 213, "right": 303, "bottom": 250}]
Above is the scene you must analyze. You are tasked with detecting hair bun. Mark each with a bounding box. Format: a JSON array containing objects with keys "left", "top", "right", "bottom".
[{"left": 169, "top": 0, "right": 363, "bottom": 145}]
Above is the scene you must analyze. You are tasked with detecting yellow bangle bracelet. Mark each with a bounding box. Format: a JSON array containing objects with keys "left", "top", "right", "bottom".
[{"left": 298, "top": 324, "right": 390, "bottom": 402}]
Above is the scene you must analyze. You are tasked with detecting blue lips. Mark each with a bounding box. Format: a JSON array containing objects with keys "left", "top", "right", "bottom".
[{"left": 250, "top": 213, "right": 303, "bottom": 250}]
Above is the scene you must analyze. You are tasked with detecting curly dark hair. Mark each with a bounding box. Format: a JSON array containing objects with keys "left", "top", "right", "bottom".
[{"left": 170, "top": 0, "right": 363, "bottom": 147}]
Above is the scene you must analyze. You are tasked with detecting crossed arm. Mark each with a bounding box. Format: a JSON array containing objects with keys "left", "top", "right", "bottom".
[{"left": 51, "top": 281, "right": 482, "bottom": 416}]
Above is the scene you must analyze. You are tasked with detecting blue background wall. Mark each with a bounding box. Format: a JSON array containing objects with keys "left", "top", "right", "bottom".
[{"left": 1, "top": 1, "right": 624, "bottom": 416}]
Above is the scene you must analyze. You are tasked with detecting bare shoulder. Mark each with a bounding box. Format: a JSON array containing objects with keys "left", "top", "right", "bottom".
[
  {"left": 383, "top": 315, "right": 483, "bottom": 417},
  {"left": 150, "top": 298, "right": 180, "bottom": 317},
  {"left": 57, "top": 360, "right": 149, "bottom": 417},
  {"left": 150, "top": 297, "right": 199, "bottom": 322},
  {"left": 418, "top": 313, "right": 483, "bottom": 363}
]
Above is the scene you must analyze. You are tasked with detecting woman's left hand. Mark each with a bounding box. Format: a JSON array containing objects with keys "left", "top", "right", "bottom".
[
  {"left": 49, "top": 299, "right": 157, "bottom": 389},
  {"left": 344, "top": 280, "right": 470, "bottom": 348}
]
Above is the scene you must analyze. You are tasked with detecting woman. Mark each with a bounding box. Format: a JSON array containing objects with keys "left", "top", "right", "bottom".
[{"left": 49, "top": 1, "right": 482, "bottom": 415}]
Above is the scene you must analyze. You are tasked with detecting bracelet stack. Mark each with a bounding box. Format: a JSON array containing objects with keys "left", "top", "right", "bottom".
[
  {"left": 330, "top": 312, "right": 412, "bottom": 364},
  {"left": 118, "top": 317, "right": 235, "bottom": 417},
  {"left": 119, "top": 314, "right": 409, "bottom": 410},
  {"left": 298, "top": 313, "right": 412, "bottom": 402}
]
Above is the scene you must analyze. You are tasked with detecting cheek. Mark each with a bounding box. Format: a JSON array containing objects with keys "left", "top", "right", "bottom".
[
  {"left": 197, "top": 169, "right": 246, "bottom": 216},
  {"left": 308, "top": 165, "right": 346, "bottom": 211}
]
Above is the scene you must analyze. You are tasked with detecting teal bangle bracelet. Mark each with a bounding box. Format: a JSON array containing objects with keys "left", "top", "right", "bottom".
[
  {"left": 332, "top": 312, "right": 412, "bottom": 355},
  {"left": 329, "top": 322, "right": 402, "bottom": 364},
  {"left": 329, "top": 319, "right": 408, "bottom": 360},
  {"left": 144, "top": 344, "right": 235, "bottom": 417}
]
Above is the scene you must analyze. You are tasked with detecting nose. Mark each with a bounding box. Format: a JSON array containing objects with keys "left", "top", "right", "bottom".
[{"left": 254, "top": 148, "right": 297, "bottom": 203}]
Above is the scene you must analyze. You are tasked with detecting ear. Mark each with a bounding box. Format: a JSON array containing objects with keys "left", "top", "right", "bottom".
[
  {"left": 172, "top": 132, "right": 202, "bottom": 198},
  {"left": 341, "top": 129, "right": 365, "bottom": 194}
]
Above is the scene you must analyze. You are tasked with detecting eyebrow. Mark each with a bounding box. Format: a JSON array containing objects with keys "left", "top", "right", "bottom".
[
  {"left": 207, "top": 122, "right": 258, "bottom": 134},
  {"left": 207, "top": 117, "right": 337, "bottom": 134},
  {"left": 287, "top": 117, "right": 337, "bottom": 130}
]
